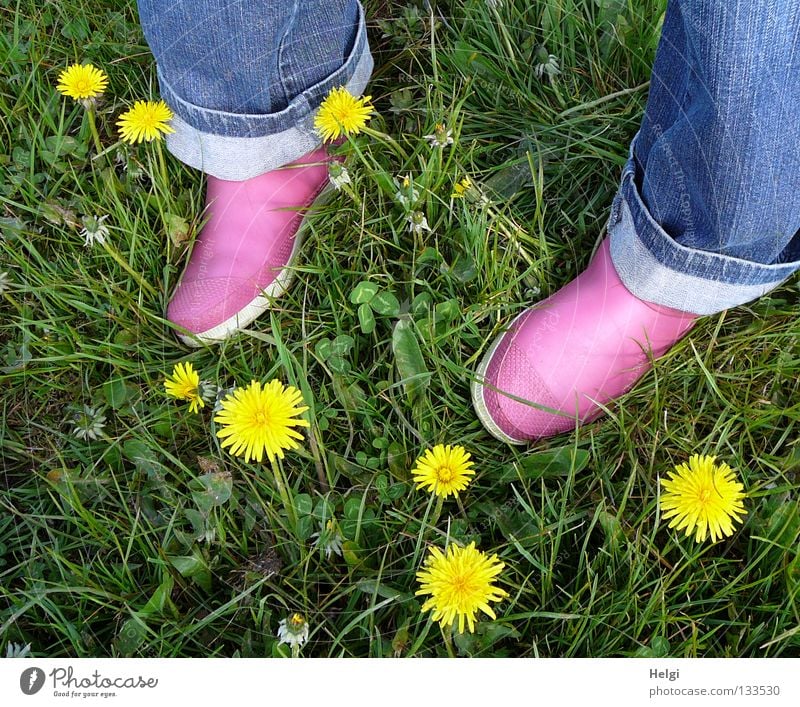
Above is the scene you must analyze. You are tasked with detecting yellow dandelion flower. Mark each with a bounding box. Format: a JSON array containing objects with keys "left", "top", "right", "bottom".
[
  {"left": 451, "top": 177, "right": 472, "bottom": 199},
  {"left": 117, "top": 100, "right": 175, "bottom": 143},
  {"left": 314, "top": 86, "right": 373, "bottom": 142},
  {"left": 56, "top": 63, "right": 108, "bottom": 100},
  {"left": 164, "top": 362, "right": 204, "bottom": 414},
  {"left": 214, "top": 379, "right": 310, "bottom": 463},
  {"left": 659, "top": 454, "right": 747, "bottom": 543},
  {"left": 412, "top": 444, "right": 475, "bottom": 499},
  {"left": 415, "top": 542, "right": 508, "bottom": 634}
]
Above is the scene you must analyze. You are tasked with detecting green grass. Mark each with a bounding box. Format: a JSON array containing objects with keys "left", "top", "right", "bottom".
[{"left": 1, "top": 0, "right": 799, "bottom": 658}]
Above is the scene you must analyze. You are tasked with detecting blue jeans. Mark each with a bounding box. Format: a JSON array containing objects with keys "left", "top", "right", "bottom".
[
  {"left": 135, "top": 0, "right": 373, "bottom": 180},
  {"left": 137, "top": 1, "right": 800, "bottom": 316},
  {"left": 609, "top": 0, "right": 800, "bottom": 314}
]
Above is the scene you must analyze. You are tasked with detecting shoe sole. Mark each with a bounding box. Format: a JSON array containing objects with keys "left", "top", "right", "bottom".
[
  {"left": 470, "top": 311, "right": 528, "bottom": 445},
  {"left": 176, "top": 183, "right": 333, "bottom": 347}
]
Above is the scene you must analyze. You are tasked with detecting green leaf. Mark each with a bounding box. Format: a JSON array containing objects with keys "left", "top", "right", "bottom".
[
  {"left": 650, "top": 636, "right": 670, "bottom": 657},
  {"left": 411, "top": 292, "right": 432, "bottom": 319},
  {"left": 122, "top": 440, "right": 162, "bottom": 476},
  {"left": 114, "top": 617, "right": 148, "bottom": 656},
  {"left": 387, "top": 483, "right": 407, "bottom": 501},
  {"left": 194, "top": 471, "right": 233, "bottom": 507},
  {"left": 328, "top": 354, "right": 350, "bottom": 374},
  {"left": 434, "top": 298, "right": 460, "bottom": 324},
  {"left": 447, "top": 253, "right": 477, "bottom": 283},
  {"left": 370, "top": 291, "right": 400, "bottom": 316},
  {"left": 164, "top": 212, "right": 190, "bottom": 247},
  {"left": 331, "top": 334, "right": 355, "bottom": 355},
  {"left": 103, "top": 378, "right": 129, "bottom": 409},
  {"left": 341, "top": 540, "right": 363, "bottom": 567},
  {"left": 169, "top": 555, "right": 203, "bottom": 576},
  {"left": 387, "top": 442, "right": 408, "bottom": 479},
  {"left": 184, "top": 508, "right": 207, "bottom": 537},
  {"left": 294, "top": 493, "right": 313, "bottom": 516},
  {"left": 358, "top": 302, "right": 376, "bottom": 333},
  {"left": 356, "top": 580, "right": 408, "bottom": 600},
  {"left": 391, "top": 319, "right": 430, "bottom": 403},
  {"left": 192, "top": 491, "right": 215, "bottom": 515},
  {"left": 168, "top": 548, "right": 212, "bottom": 591},
  {"left": 61, "top": 16, "right": 89, "bottom": 40},
  {"left": 295, "top": 515, "right": 314, "bottom": 541},
  {"left": 496, "top": 447, "right": 590, "bottom": 482},
  {"left": 139, "top": 576, "right": 174, "bottom": 618},
  {"left": 349, "top": 281, "right": 379, "bottom": 304},
  {"left": 314, "top": 338, "right": 333, "bottom": 360},
  {"left": 344, "top": 497, "right": 363, "bottom": 522}
]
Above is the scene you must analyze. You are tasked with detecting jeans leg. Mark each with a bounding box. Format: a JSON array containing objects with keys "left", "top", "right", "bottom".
[
  {"left": 135, "top": 0, "right": 373, "bottom": 179},
  {"left": 608, "top": 0, "right": 800, "bottom": 315}
]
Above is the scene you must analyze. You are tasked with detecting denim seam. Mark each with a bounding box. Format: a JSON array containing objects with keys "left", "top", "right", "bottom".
[{"left": 276, "top": 1, "right": 301, "bottom": 109}]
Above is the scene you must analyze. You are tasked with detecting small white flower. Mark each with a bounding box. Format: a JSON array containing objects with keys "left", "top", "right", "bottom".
[
  {"left": 394, "top": 174, "right": 420, "bottom": 210},
  {"left": 534, "top": 50, "right": 561, "bottom": 81},
  {"left": 198, "top": 380, "right": 220, "bottom": 406},
  {"left": 5, "top": 642, "right": 32, "bottom": 658},
  {"left": 80, "top": 214, "right": 109, "bottom": 247},
  {"left": 328, "top": 162, "right": 352, "bottom": 190},
  {"left": 71, "top": 405, "right": 107, "bottom": 441},
  {"left": 311, "top": 518, "right": 344, "bottom": 559},
  {"left": 277, "top": 613, "right": 309, "bottom": 652},
  {"left": 423, "top": 123, "right": 454, "bottom": 148},
  {"left": 407, "top": 210, "right": 431, "bottom": 234},
  {"left": 0, "top": 271, "right": 11, "bottom": 294}
]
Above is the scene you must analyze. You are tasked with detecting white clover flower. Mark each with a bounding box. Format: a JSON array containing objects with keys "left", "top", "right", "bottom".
[
  {"left": 277, "top": 613, "right": 309, "bottom": 655},
  {"left": 423, "top": 123, "right": 454, "bottom": 148},
  {"left": 71, "top": 405, "right": 107, "bottom": 441},
  {"left": 328, "top": 162, "right": 352, "bottom": 190},
  {"left": 0, "top": 271, "right": 11, "bottom": 294},
  {"left": 394, "top": 174, "right": 420, "bottom": 210},
  {"left": 80, "top": 214, "right": 110, "bottom": 247},
  {"left": 407, "top": 210, "right": 431, "bottom": 234},
  {"left": 311, "top": 518, "right": 344, "bottom": 559}
]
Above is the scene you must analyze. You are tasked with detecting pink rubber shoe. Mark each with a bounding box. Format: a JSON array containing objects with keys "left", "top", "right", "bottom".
[
  {"left": 471, "top": 239, "right": 698, "bottom": 443},
  {"left": 167, "top": 146, "right": 332, "bottom": 346}
]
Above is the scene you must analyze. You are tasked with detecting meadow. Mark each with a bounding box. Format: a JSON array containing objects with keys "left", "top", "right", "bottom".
[{"left": 1, "top": 0, "right": 799, "bottom": 657}]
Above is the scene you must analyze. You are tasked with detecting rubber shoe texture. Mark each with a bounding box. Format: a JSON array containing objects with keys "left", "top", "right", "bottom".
[
  {"left": 167, "top": 146, "right": 332, "bottom": 346},
  {"left": 471, "top": 239, "right": 698, "bottom": 443}
]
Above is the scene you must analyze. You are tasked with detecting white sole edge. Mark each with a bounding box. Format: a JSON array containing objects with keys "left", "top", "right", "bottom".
[
  {"left": 470, "top": 312, "right": 528, "bottom": 445},
  {"left": 175, "top": 184, "right": 333, "bottom": 348}
]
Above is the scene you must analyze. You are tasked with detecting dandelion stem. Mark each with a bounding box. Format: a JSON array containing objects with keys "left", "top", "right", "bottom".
[
  {"left": 441, "top": 625, "right": 456, "bottom": 658},
  {"left": 155, "top": 139, "right": 170, "bottom": 189},
  {"left": 271, "top": 458, "right": 297, "bottom": 530},
  {"left": 85, "top": 107, "right": 104, "bottom": 158},
  {"left": 431, "top": 495, "right": 444, "bottom": 527}
]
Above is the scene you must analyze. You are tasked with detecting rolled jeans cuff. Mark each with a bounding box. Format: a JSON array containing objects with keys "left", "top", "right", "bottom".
[
  {"left": 608, "top": 134, "right": 800, "bottom": 316},
  {"left": 158, "top": 3, "right": 373, "bottom": 180}
]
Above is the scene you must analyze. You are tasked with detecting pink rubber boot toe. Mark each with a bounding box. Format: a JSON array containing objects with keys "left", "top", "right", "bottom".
[
  {"left": 167, "top": 146, "right": 332, "bottom": 346},
  {"left": 471, "top": 239, "right": 698, "bottom": 443}
]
